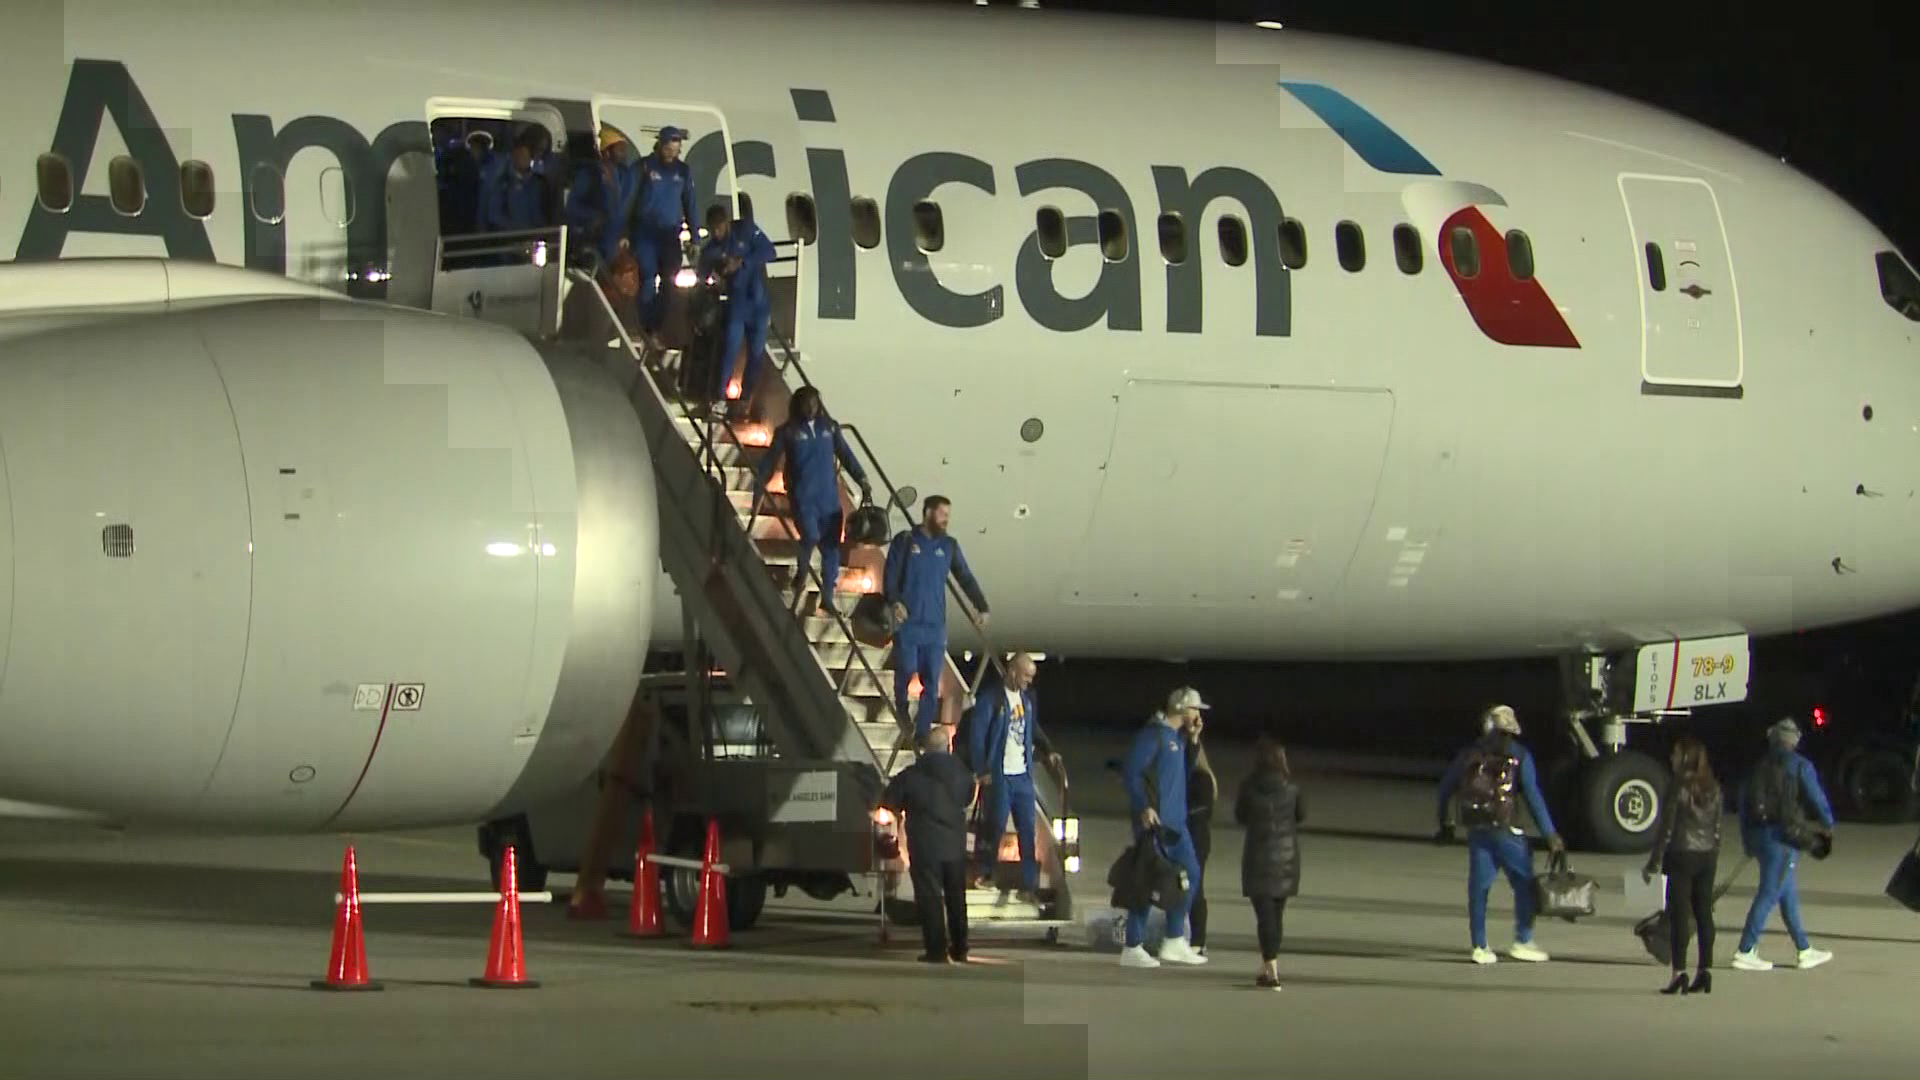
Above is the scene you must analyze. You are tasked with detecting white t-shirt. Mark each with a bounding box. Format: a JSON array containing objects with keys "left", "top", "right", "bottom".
[{"left": 1002, "top": 689, "right": 1029, "bottom": 777}]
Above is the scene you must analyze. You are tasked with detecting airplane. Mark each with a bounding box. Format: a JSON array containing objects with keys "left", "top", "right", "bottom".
[{"left": 2, "top": 0, "right": 1919, "bottom": 853}]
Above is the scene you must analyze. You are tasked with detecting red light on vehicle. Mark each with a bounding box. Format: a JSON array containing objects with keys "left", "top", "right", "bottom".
[{"left": 1812, "top": 706, "right": 1828, "bottom": 729}]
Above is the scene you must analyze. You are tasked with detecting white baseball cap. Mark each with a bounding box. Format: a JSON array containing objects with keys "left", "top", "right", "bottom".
[
  {"left": 1167, "top": 687, "right": 1210, "bottom": 712},
  {"left": 1482, "top": 704, "right": 1521, "bottom": 736}
]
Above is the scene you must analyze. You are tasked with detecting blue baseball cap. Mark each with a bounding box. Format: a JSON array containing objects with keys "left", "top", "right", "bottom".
[{"left": 658, "top": 125, "right": 687, "bottom": 143}]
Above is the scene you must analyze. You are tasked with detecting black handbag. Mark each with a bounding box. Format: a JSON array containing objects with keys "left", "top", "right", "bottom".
[
  {"left": 1534, "top": 851, "right": 1597, "bottom": 922},
  {"left": 845, "top": 500, "right": 889, "bottom": 547},
  {"left": 1634, "top": 857, "right": 1751, "bottom": 964},
  {"left": 1886, "top": 835, "right": 1920, "bottom": 913}
]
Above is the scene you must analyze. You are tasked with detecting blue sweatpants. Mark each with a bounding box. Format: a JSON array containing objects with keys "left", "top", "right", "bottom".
[
  {"left": 1126, "top": 827, "right": 1201, "bottom": 947},
  {"left": 794, "top": 507, "right": 845, "bottom": 605},
  {"left": 894, "top": 633, "right": 946, "bottom": 738},
  {"left": 1467, "top": 827, "right": 1538, "bottom": 949},
  {"left": 1738, "top": 838, "right": 1809, "bottom": 953},
  {"left": 715, "top": 296, "right": 771, "bottom": 404},
  {"left": 632, "top": 227, "right": 682, "bottom": 332},
  {"left": 978, "top": 771, "right": 1040, "bottom": 891}
]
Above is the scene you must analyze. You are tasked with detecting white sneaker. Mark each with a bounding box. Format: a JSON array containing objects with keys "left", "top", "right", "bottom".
[
  {"left": 1158, "top": 936, "right": 1209, "bottom": 966},
  {"left": 1470, "top": 947, "right": 1498, "bottom": 965},
  {"left": 1797, "top": 947, "right": 1833, "bottom": 970},
  {"left": 1731, "top": 950, "right": 1773, "bottom": 972},
  {"left": 1507, "top": 942, "right": 1550, "bottom": 963},
  {"left": 1119, "top": 945, "right": 1160, "bottom": 969}
]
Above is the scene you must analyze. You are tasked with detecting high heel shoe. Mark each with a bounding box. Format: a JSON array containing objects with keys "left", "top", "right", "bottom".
[
  {"left": 1688, "top": 970, "right": 1712, "bottom": 995},
  {"left": 1660, "top": 973, "right": 1690, "bottom": 995}
]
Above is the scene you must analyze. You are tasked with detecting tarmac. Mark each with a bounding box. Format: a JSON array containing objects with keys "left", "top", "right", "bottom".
[{"left": 1, "top": 742, "right": 1916, "bottom": 1080}]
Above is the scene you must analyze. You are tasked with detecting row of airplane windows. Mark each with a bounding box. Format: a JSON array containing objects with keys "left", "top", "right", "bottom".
[{"left": 34, "top": 150, "right": 1538, "bottom": 281}]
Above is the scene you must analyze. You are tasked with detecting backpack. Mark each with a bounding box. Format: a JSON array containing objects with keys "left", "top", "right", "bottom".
[
  {"left": 1746, "top": 757, "right": 1794, "bottom": 827},
  {"left": 1457, "top": 745, "right": 1519, "bottom": 829}
]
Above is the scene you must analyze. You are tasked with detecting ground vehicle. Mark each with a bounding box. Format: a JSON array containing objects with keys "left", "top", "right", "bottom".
[{"left": 477, "top": 669, "right": 886, "bottom": 931}]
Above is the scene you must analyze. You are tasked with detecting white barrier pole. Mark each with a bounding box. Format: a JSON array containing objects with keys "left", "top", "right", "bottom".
[
  {"left": 645, "top": 854, "right": 730, "bottom": 875},
  {"left": 334, "top": 891, "right": 555, "bottom": 905}
]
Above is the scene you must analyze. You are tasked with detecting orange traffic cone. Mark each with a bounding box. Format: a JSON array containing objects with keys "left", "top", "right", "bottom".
[
  {"left": 623, "top": 807, "right": 665, "bottom": 939},
  {"left": 312, "top": 844, "right": 382, "bottom": 991},
  {"left": 470, "top": 845, "right": 540, "bottom": 989},
  {"left": 690, "top": 818, "right": 730, "bottom": 949}
]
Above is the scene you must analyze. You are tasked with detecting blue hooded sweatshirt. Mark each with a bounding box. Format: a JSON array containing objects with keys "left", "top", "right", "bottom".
[
  {"left": 754, "top": 415, "right": 866, "bottom": 517},
  {"left": 698, "top": 220, "right": 778, "bottom": 305},
  {"left": 565, "top": 160, "right": 638, "bottom": 264},
  {"left": 634, "top": 152, "right": 697, "bottom": 235},
  {"left": 1122, "top": 716, "right": 1189, "bottom": 832},
  {"left": 1739, "top": 748, "right": 1834, "bottom": 848},
  {"left": 884, "top": 527, "right": 986, "bottom": 640}
]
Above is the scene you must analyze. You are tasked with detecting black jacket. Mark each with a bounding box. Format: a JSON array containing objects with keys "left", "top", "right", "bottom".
[
  {"left": 1234, "top": 770, "right": 1304, "bottom": 898},
  {"left": 881, "top": 750, "right": 974, "bottom": 863},
  {"left": 1646, "top": 778, "right": 1722, "bottom": 872}
]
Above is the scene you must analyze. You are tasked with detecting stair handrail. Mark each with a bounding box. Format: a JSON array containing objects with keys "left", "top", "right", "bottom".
[
  {"left": 760, "top": 326, "right": 1071, "bottom": 814},
  {"left": 566, "top": 267, "right": 916, "bottom": 771}
]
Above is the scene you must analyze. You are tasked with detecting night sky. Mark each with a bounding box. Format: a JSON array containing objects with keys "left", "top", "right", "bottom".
[{"left": 908, "top": 2, "right": 1920, "bottom": 745}]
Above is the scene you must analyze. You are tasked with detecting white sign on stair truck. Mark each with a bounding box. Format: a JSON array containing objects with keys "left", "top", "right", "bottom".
[
  {"left": 1632, "top": 633, "right": 1750, "bottom": 712},
  {"left": 769, "top": 770, "right": 838, "bottom": 823}
]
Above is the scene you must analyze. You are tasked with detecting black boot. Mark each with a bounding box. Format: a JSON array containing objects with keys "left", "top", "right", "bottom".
[
  {"left": 1661, "top": 972, "right": 1690, "bottom": 995},
  {"left": 1689, "top": 970, "right": 1712, "bottom": 995}
]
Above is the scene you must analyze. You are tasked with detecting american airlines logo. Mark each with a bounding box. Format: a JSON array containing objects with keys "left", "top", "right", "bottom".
[{"left": 10, "top": 61, "right": 1576, "bottom": 349}]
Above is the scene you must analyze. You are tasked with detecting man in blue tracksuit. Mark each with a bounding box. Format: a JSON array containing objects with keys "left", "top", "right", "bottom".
[
  {"left": 884, "top": 496, "right": 988, "bottom": 740},
  {"left": 479, "top": 127, "right": 551, "bottom": 234},
  {"left": 698, "top": 204, "right": 778, "bottom": 416},
  {"left": 631, "top": 125, "right": 699, "bottom": 336},
  {"left": 752, "top": 385, "right": 871, "bottom": 613},
  {"left": 1118, "top": 687, "right": 1211, "bottom": 968},
  {"left": 966, "top": 653, "right": 1063, "bottom": 898},
  {"left": 565, "top": 125, "right": 639, "bottom": 270},
  {"left": 1731, "top": 718, "right": 1836, "bottom": 971},
  {"left": 1436, "top": 704, "right": 1564, "bottom": 964}
]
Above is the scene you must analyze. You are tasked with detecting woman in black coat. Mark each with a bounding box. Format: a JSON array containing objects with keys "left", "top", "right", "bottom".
[
  {"left": 1184, "top": 714, "right": 1219, "bottom": 956},
  {"left": 1235, "top": 736, "right": 1304, "bottom": 990}
]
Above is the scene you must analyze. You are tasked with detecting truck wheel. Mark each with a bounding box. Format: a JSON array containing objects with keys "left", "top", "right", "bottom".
[
  {"left": 1581, "top": 750, "right": 1667, "bottom": 853},
  {"left": 728, "top": 875, "right": 769, "bottom": 931},
  {"left": 487, "top": 818, "right": 551, "bottom": 893},
  {"left": 1839, "top": 747, "right": 1916, "bottom": 822}
]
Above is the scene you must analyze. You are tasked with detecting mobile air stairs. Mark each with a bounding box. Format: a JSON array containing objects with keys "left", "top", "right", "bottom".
[{"left": 461, "top": 224, "right": 1079, "bottom": 942}]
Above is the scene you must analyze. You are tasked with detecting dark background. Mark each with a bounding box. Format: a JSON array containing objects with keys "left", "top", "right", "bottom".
[{"left": 902, "top": 1, "right": 1920, "bottom": 756}]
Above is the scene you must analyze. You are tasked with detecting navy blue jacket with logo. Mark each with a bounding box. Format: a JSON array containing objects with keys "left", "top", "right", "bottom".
[{"left": 884, "top": 527, "right": 987, "bottom": 639}]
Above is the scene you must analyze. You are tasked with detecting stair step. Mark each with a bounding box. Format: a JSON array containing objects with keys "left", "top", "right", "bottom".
[
  {"left": 965, "top": 891, "right": 1046, "bottom": 921},
  {"left": 857, "top": 721, "right": 906, "bottom": 748}
]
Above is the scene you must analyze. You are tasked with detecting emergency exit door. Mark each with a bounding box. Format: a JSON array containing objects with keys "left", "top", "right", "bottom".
[{"left": 1619, "top": 173, "right": 1744, "bottom": 394}]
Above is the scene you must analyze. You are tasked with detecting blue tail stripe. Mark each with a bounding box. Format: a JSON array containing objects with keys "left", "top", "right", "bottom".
[{"left": 1278, "top": 81, "right": 1442, "bottom": 177}]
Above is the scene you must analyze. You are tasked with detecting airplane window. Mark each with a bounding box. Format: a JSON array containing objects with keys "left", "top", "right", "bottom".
[
  {"left": 1157, "top": 213, "right": 1188, "bottom": 264},
  {"left": 912, "top": 200, "right": 945, "bottom": 253},
  {"left": 1336, "top": 221, "right": 1366, "bottom": 273},
  {"left": 1097, "top": 209, "right": 1129, "bottom": 262},
  {"left": 1277, "top": 217, "right": 1308, "bottom": 270},
  {"left": 1393, "top": 224, "right": 1423, "bottom": 274},
  {"left": 850, "top": 197, "right": 881, "bottom": 250},
  {"left": 248, "top": 163, "right": 286, "bottom": 226},
  {"left": 1643, "top": 241, "right": 1667, "bottom": 292},
  {"left": 1876, "top": 251, "right": 1920, "bottom": 322},
  {"left": 786, "top": 194, "right": 819, "bottom": 245},
  {"left": 1448, "top": 226, "right": 1481, "bottom": 279},
  {"left": 35, "top": 153, "right": 74, "bottom": 213},
  {"left": 1035, "top": 207, "right": 1068, "bottom": 260},
  {"left": 1506, "top": 229, "right": 1535, "bottom": 281},
  {"left": 1218, "top": 215, "right": 1249, "bottom": 267},
  {"left": 180, "top": 160, "right": 216, "bottom": 220},
  {"left": 108, "top": 156, "right": 146, "bottom": 216}
]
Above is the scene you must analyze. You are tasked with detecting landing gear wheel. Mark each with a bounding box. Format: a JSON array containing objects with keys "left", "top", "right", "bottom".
[
  {"left": 486, "top": 818, "right": 550, "bottom": 893},
  {"left": 1581, "top": 750, "right": 1667, "bottom": 853},
  {"left": 1838, "top": 747, "right": 1916, "bottom": 823}
]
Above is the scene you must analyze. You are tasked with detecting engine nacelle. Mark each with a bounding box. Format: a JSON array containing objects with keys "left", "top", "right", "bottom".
[{"left": 0, "top": 296, "right": 656, "bottom": 830}]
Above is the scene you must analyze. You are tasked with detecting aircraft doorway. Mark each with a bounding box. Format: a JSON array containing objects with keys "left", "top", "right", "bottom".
[
  {"left": 1619, "top": 174, "right": 1745, "bottom": 397},
  {"left": 424, "top": 98, "right": 569, "bottom": 337}
]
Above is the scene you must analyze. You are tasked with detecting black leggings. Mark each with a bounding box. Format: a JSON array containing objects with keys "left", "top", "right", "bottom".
[
  {"left": 1190, "top": 819, "right": 1212, "bottom": 948},
  {"left": 1249, "top": 895, "right": 1287, "bottom": 961},
  {"left": 1665, "top": 850, "right": 1718, "bottom": 972}
]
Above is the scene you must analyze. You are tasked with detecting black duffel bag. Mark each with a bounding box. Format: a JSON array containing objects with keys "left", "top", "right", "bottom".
[
  {"left": 1886, "top": 835, "right": 1920, "bottom": 913},
  {"left": 1634, "top": 857, "right": 1751, "bottom": 965},
  {"left": 845, "top": 500, "right": 889, "bottom": 547},
  {"left": 1534, "top": 851, "right": 1597, "bottom": 922}
]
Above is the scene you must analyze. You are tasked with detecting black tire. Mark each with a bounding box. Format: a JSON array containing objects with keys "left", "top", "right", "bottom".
[
  {"left": 728, "top": 875, "right": 769, "bottom": 931},
  {"left": 1581, "top": 750, "right": 1668, "bottom": 853},
  {"left": 486, "top": 818, "right": 551, "bottom": 893},
  {"left": 1838, "top": 746, "right": 1916, "bottom": 823}
]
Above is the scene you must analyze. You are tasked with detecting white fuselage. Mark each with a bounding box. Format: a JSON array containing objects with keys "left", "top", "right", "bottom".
[{"left": 3, "top": 0, "right": 1919, "bottom": 827}]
